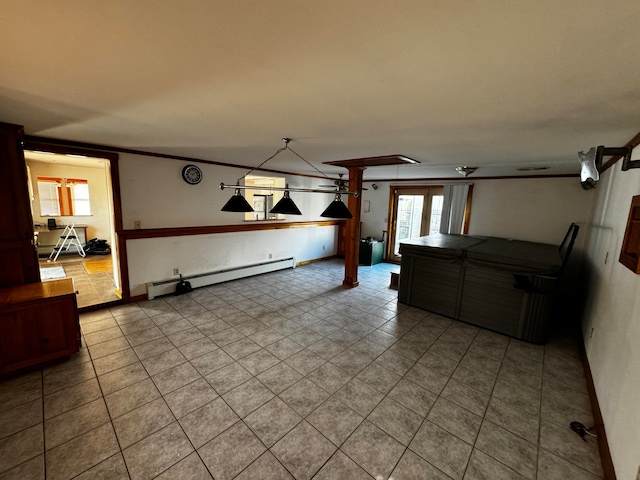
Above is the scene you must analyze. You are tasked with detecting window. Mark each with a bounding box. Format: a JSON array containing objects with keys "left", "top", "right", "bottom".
[
  {"left": 243, "top": 175, "right": 286, "bottom": 221},
  {"left": 37, "top": 179, "right": 61, "bottom": 216},
  {"left": 70, "top": 182, "right": 91, "bottom": 215},
  {"left": 36, "top": 177, "right": 91, "bottom": 216}
]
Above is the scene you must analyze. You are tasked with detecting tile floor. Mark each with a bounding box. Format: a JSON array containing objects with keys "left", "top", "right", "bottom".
[
  {"left": 0, "top": 259, "right": 604, "bottom": 479},
  {"left": 39, "top": 255, "right": 120, "bottom": 308}
]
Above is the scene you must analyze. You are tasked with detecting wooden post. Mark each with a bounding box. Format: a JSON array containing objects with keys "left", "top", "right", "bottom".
[{"left": 343, "top": 166, "right": 365, "bottom": 288}]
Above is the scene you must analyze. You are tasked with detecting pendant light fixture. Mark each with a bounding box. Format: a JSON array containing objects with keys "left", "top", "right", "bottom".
[
  {"left": 320, "top": 193, "right": 353, "bottom": 219},
  {"left": 220, "top": 138, "right": 358, "bottom": 218},
  {"left": 221, "top": 183, "right": 254, "bottom": 212},
  {"left": 269, "top": 186, "right": 302, "bottom": 215}
]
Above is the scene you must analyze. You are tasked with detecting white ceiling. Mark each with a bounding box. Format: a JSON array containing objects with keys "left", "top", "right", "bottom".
[{"left": 2, "top": 1, "right": 639, "bottom": 180}]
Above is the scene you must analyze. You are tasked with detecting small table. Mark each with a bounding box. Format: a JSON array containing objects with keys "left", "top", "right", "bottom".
[{"left": 34, "top": 224, "right": 88, "bottom": 257}]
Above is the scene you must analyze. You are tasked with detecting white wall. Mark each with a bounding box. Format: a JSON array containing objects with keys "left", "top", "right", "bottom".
[
  {"left": 118, "top": 153, "right": 340, "bottom": 229},
  {"left": 468, "top": 177, "right": 595, "bottom": 245},
  {"left": 27, "top": 159, "right": 113, "bottom": 241},
  {"left": 126, "top": 227, "right": 337, "bottom": 297},
  {"left": 360, "top": 177, "right": 595, "bottom": 247},
  {"left": 580, "top": 148, "right": 640, "bottom": 480},
  {"left": 118, "top": 153, "right": 341, "bottom": 297}
]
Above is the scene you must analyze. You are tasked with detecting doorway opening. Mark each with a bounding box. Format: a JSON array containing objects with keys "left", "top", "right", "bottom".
[
  {"left": 24, "top": 149, "right": 122, "bottom": 309},
  {"left": 388, "top": 186, "right": 444, "bottom": 263}
]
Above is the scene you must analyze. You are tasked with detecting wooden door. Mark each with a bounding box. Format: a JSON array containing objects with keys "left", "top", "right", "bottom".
[{"left": 0, "top": 123, "right": 40, "bottom": 287}]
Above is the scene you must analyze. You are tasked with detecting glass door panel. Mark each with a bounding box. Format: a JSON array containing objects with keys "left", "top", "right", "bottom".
[{"left": 389, "top": 187, "right": 443, "bottom": 262}]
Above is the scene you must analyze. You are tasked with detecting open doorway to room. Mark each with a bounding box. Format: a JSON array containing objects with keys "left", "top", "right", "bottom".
[
  {"left": 24, "top": 149, "right": 121, "bottom": 309},
  {"left": 388, "top": 186, "right": 444, "bottom": 263}
]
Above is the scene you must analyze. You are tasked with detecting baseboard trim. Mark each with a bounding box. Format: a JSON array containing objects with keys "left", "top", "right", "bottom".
[
  {"left": 296, "top": 255, "right": 338, "bottom": 267},
  {"left": 581, "top": 343, "right": 617, "bottom": 480}
]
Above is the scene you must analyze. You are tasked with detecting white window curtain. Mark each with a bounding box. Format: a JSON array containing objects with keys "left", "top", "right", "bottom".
[{"left": 439, "top": 184, "right": 470, "bottom": 234}]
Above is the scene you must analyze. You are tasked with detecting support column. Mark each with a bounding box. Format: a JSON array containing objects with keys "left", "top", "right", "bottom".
[{"left": 343, "top": 166, "right": 365, "bottom": 288}]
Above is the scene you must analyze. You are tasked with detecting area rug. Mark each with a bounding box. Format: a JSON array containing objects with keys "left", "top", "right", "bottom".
[
  {"left": 40, "top": 266, "right": 66, "bottom": 280},
  {"left": 84, "top": 258, "right": 113, "bottom": 275}
]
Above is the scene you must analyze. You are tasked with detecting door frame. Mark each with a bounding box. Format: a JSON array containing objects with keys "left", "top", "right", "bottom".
[
  {"left": 386, "top": 185, "right": 444, "bottom": 263},
  {"left": 22, "top": 139, "right": 130, "bottom": 308}
]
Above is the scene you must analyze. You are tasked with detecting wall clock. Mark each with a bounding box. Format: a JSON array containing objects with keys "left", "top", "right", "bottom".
[{"left": 182, "top": 164, "right": 202, "bottom": 185}]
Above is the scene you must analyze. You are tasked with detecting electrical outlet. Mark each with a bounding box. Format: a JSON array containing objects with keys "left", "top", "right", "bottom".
[
  {"left": 268, "top": 253, "right": 272, "bottom": 259},
  {"left": 173, "top": 267, "right": 179, "bottom": 276},
  {"left": 604, "top": 251, "right": 609, "bottom": 264},
  {"left": 134, "top": 220, "right": 142, "bottom": 229}
]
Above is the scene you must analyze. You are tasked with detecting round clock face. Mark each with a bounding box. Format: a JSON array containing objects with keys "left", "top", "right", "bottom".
[{"left": 182, "top": 165, "right": 202, "bottom": 185}]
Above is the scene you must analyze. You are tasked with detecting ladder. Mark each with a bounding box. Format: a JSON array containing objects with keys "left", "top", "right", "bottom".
[{"left": 48, "top": 222, "right": 86, "bottom": 262}]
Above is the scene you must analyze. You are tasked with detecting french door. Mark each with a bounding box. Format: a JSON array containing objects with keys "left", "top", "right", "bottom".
[{"left": 388, "top": 186, "right": 444, "bottom": 262}]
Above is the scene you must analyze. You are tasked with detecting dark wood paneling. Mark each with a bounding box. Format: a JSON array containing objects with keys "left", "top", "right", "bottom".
[{"left": 0, "top": 123, "right": 39, "bottom": 287}]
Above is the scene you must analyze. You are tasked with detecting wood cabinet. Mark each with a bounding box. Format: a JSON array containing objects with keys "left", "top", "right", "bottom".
[{"left": 0, "top": 279, "right": 79, "bottom": 374}]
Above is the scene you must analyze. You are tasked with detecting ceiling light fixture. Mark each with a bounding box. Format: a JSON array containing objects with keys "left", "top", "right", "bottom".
[
  {"left": 456, "top": 166, "right": 477, "bottom": 177},
  {"left": 220, "top": 138, "right": 357, "bottom": 219},
  {"left": 516, "top": 166, "right": 550, "bottom": 171}
]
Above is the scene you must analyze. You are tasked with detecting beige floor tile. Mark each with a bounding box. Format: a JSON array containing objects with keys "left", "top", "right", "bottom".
[
  {"left": 409, "top": 420, "right": 473, "bottom": 480},
  {"left": 155, "top": 452, "right": 212, "bottom": 479},
  {"left": 179, "top": 398, "right": 239, "bottom": 448},
  {"left": 334, "top": 378, "right": 384, "bottom": 417},
  {"left": 464, "top": 448, "right": 527, "bottom": 480},
  {"left": 0, "top": 260, "right": 605, "bottom": 480},
  {"left": 152, "top": 362, "right": 201, "bottom": 395},
  {"left": 313, "top": 450, "right": 372, "bottom": 480},
  {"left": 427, "top": 397, "right": 482, "bottom": 445},
  {"left": 104, "top": 378, "right": 161, "bottom": 419},
  {"left": 391, "top": 450, "right": 452, "bottom": 479},
  {"left": 0, "top": 425, "right": 43, "bottom": 474},
  {"left": 45, "top": 398, "right": 110, "bottom": 450},
  {"left": 46, "top": 423, "right": 119, "bottom": 480},
  {"left": 271, "top": 421, "right": 336, "bottom": 480},
  {"left": 475, "top": 420, "right": 537, "bottom": 479},
  {"left": 74, "top": 453, "right": 129, "bottom": 480},
  {"left": 279, "top": 378, "right": 329, "bottom": 417},
  {"left": 234, "top": 451, "right": 293, "bottom": 480},
  {"left": 0, "top": 454, "right": 45, "bottom": 480},
  {"left": 122, "top": 422, "right": 193, "bottom": 480},
  {"left": 112, "top": 397, "right": 175, "bottom": 449},
  {"left": 223, "top": 378, "right": 274, "bottom": 418},
  {"left": 369, "top": 396, "right": 424, "bottom": 446},
  {"left": 99, "top": 362, "right": 149, "bottom": 396},
  {"left": 306, "top": 397, "right": 364, "bottom": 447},
  {"left": 0, "top": 399, "right": 42, "bottom": 441},
  {"left": 341, "top": 420, "right": 405, "bottom": 479},
  {"left": 198, "top": 421, "right": 265, "bottom": 480},
  {"left": 163, "top": 377, "right": 218, "bottom": 418}
]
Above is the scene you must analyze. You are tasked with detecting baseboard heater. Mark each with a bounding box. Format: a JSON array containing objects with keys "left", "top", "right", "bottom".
[{"left": 146, "top": 257, "right": 296, "bottom": 300}]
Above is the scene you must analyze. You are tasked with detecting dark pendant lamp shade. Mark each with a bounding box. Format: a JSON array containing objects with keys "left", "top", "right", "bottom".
[
  {"left": 320, "top": 194, "right": 353, "bottom": 219},
  {"left": 270, "top": 190, "right": 301, "bottom": 215},
  {"left": 221, "top": 188, "right": 254, "bottom": 212}
]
